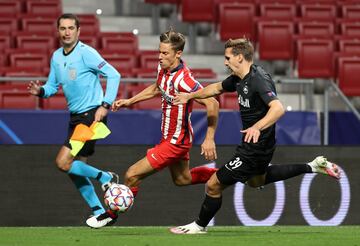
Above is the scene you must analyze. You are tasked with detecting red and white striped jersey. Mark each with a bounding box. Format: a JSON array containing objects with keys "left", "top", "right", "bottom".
[{"left": 156, "top": 60, "right": 202, "bottom": 145}]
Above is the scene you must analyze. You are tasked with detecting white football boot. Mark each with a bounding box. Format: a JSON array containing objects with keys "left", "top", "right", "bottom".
[
  {"left": 170, "top": 221, "right": 207, "bottom": 234},
  {"left": 86, "top": 210, "right": 118, "bottom": 229},
  {"left": 308, "top": 156, "right": 341, "bottom": 179}
]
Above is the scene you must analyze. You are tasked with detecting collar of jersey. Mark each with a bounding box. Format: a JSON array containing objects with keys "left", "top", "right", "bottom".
[
  {"left": 169, "top": 59, "right": 184, "bottom": 74},
  {"left": 243, "top": 64, "right": 255, "bottom": 81},
  {"left": 63, "top": 40, "right": 80, "bottom": 56}
]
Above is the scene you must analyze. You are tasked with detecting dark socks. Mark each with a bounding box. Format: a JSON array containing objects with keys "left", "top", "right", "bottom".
[
  {"left": 196, "top": 194, "right": 222, "bottom": 227},
  {"left": 265, "top": 164, "right": 312, "bottom": 185}
]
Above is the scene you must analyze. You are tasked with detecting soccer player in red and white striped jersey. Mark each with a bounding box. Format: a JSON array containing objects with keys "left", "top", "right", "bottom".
[
  {"left": 157, "top": 59, "right": 202, "bottom": 146},
  {"left": 112, "top": 30, "right": 219, "bottom": 199}
]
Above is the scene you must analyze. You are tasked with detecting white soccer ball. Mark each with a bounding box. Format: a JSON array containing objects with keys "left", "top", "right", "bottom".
[{"left": 104, "top": 183, "right": 134, "bottom": 213}]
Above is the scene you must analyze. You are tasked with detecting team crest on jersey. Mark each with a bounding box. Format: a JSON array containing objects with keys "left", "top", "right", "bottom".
[
  {"left": 243, "top": 85, "right": 249, "bottom": 94},
  {"left": 167, "top": 81, "right": 173, "bottom": 90},
  {"left": 68, "top": 68, "right": 77, "bottom": 80}
]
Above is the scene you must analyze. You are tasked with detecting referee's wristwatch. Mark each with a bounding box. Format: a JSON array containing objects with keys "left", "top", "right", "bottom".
[{"left": 101, "top": 101, "right": 111, "bottom": 110}]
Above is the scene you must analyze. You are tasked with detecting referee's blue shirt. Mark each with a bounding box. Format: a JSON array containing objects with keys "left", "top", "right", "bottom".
[{"left": 42, "top": 41, "right": 120, "bottom": 114}]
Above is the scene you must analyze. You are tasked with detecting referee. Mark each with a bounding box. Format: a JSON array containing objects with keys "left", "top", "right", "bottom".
[{"left": 28, "top": 13, "right": 120, "bottom": 227}]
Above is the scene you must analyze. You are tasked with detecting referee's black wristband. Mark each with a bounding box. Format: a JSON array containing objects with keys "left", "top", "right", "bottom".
[
  {"left": 38, "top": 87, "right": 45, "bottom": 97},
  {"left": 101, "top": 101, "right": 111, "bottom": 109}
]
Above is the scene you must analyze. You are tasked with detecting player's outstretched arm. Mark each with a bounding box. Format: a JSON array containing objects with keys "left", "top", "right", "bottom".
[
  {"left": 111, "top": 83, "right": 160, "bottom": 111},
  {"left": 195, "top": 97, "right": 219, "bottom": 161},
  {"left": 173, "top": 82, "right": 224, "bottom": 105},
  {"left": 111, "top": 99, "right": 132, "bottom": 111},
  {"left": 241, "top": 99, "right": 285, "bottom": 143}
]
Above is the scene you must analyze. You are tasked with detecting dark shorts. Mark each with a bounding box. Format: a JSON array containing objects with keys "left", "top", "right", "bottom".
[
  {"left": 64, "top": 107, "right": 107, "bottom": 157},
  {"left": 216, "top": 143, "right": 275, "bottom": 185}
]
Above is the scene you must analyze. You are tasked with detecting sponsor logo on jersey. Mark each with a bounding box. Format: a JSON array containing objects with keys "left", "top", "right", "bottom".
[
  {"left": 239, "top": 95, "right": 250, "bottom": 108},
  {"left": 159, "top": 86, "right": 174, "bottom": 104},
  {"left": 267, "top": 91, "right": 276, "bottom": 97}
]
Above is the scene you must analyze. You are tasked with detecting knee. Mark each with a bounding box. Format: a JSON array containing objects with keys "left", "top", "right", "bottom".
[
  {"left": 55, "top": 156, "right": 72, "bottom": 172},
  {"left": 205, "top": 180, "right": 222, "bottom": 197},
  {"left": 206, "top": 184, "right": 219, "bottom": 196}
]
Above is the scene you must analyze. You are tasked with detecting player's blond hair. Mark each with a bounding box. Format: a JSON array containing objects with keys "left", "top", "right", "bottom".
[{"left": 160, "top": 29, "right": 186, "bottom": 52}]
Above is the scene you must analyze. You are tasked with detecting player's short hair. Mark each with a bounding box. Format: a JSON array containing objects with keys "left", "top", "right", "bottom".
[
  {"left": 57, "top": 13, "right": 80, "bottom": 29},
  {"left": 225, "top": 38, "right": 254, "bottom": 62},
  {"left": 159, "top": 29, "right": 186, "bottom": 52}
]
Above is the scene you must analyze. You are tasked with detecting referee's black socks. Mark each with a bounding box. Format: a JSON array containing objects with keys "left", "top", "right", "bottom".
[{"left": 196, "top": 194, "right": 222, "bottom": 228}]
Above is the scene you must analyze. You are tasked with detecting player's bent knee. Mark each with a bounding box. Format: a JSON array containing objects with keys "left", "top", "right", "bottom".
[
  {"left": 206, "top": 180, "right": 222, "bottom": 197},
  {"left": 206, "top": 185, "right": 222, "bottom": 197},
  {"left": 55, "top": 157, "right": 72, "bottom": 172}
]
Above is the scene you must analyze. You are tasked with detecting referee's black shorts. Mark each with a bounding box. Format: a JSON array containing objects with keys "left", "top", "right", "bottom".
[
  {"left": 64, "top": 107, "right": 107, "bottom": 157},
  {"left": 216, "top": 144, "right": 274, "bottom": 185}
]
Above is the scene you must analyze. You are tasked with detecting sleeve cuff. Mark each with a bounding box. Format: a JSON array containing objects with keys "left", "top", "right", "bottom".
[
  {"left": 101, "top": 101, "right": 111, "bottom": 109},
  {"left": 38, "top": 87, "right": 45, "bottom": 97}
]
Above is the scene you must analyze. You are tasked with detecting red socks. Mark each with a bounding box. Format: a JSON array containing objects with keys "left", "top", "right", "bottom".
[
  {"left": 130, "top": 186, "right": 139, "bottom": 197},
  {"left": 190, "top": 166, "right": 217, "bottom": 184},
  {"left": 107, "top": 209, "right": 118, "bottom": 218}
]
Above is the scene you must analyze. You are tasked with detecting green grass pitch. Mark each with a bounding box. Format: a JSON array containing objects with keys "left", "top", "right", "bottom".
[{"left": 0, "top": 226, "right": 358, "bottom": 246}]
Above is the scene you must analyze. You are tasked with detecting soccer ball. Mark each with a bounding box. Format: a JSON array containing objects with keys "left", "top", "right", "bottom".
[{"left": 104, "top": 183, "right": 134, "bottom": 213}]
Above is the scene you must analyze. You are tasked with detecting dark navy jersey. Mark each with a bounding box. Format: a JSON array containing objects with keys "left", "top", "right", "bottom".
[{"left": 222, "top": 64, "right": 278, "bottom": 150}]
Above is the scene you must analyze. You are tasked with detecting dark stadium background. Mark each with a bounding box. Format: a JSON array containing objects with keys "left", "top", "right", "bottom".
[{"left": 0, "top": 145, "right": 358, "bottom": 226}]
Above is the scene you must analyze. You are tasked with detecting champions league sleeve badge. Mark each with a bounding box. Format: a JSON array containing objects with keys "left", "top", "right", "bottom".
[{"left": 267, "top": 91, "right": 277, "bottom": 97}]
